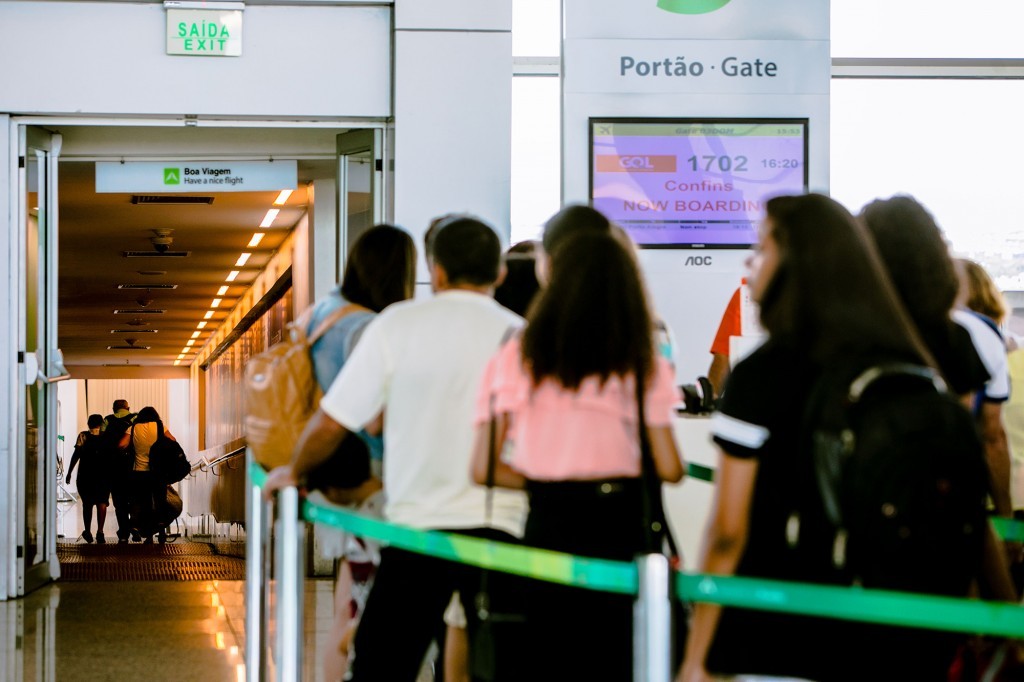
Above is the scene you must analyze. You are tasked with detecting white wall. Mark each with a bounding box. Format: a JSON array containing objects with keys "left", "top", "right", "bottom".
[
  {"left": 0, "top": 2, "right": 391, "bottom": 118},
  {"left": 393, "top": 0, "right": 513, "bottom": 281}
]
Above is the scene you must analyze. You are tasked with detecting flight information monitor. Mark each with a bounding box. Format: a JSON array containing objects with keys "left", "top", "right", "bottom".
[{"left": 590, "top": 118, "right": 809, "bottom": 248}]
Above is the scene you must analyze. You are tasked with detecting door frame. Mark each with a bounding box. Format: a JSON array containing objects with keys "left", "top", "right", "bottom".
[
  {"left": 2, "top": 116, "right": 391, "bottom": 599},
  {"left": 9, "top": 124, "right": 64, "bottom": 597}
]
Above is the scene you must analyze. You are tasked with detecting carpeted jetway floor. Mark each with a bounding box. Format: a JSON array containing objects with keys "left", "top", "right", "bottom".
[{"left": 57, "top": 541, "right": 246, "bottom": 581}]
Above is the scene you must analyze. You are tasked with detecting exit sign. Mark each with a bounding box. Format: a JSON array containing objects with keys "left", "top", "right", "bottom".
[{"left": 166, "top": 8, "right": 243, "bottom": 57}]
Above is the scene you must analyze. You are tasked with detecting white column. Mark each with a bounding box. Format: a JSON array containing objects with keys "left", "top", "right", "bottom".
[{"left": 393, "top": 0, "right": 514, "bottom": 283}]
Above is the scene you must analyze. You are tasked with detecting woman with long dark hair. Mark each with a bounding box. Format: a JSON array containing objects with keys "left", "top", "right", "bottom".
[
  {"left": 679, "top": 194, "right": 1014, "bottom": 682},
  {"left": 471, "top": 229, "right": 684, "bottom": 680},
  {"left": 680, "top": 194, "right": 930, "bottom": 681},
  {"left": 122, "top": 405, "right": 176, "bottom": 543},
  {"left": 303, "top": 223, "right": 416, "bottom": 681}
]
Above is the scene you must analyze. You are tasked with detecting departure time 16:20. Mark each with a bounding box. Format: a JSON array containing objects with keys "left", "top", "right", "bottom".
[{"left": 761, "top": 159, "right": 800, "bottom": 169}]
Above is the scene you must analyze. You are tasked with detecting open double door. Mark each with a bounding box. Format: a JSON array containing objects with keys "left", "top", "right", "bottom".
[{"left": 4, "top": 122, "right": 386, "bottom": 598}]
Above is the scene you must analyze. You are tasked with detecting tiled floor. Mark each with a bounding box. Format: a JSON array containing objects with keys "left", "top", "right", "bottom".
[{"left": 0, "top": 578, "right": 342, "bottom": 682}]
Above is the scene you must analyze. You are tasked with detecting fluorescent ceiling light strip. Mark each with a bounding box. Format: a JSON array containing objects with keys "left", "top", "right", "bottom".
[
  {"left": 273, "top": 189, "right": 293, "bottom": 206},
  {"left": 226, "top": 271, "right": 239, "bottom": 282},
  {"left": 204, "top": 311, "right": 214, "bottom": 320},
  {"left": 259, "top": 209, "right": 280, "bottom": 228},
  {"left": 186, "top": 339, "right": 195, "bottom": 347},
  {"left": 191, "top": 331, "right": 202, "bottom": 339},
  {"left": 235, "top": 253, "right": 251, "bottom": 267},
  {"left": 197, "top": 321, "right": 208, "bottom": 329},
  {"left": 174, "top": 360, "right": 182, "bottom": 366},
  {"left": 248, "top": 233, "right": 265, "bottom": 248},
  {"left": 211, "top": 298, "right": 222, "bottom": 308},
  {"left": 217, "top": 286, "right": 228, "bottom": 297}
]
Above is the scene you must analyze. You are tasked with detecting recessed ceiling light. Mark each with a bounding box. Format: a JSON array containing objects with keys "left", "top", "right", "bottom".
[
  {"left": 204, "top": 311, "right": 214, "bottom": 320},
  {"left": 217, "top": 286, "right": 228, "bottom": 296},
  {"left": 211, "top": 298, "right": 222, "bottom": 308},
  {"left": 180, "top": 348, "right": 190, "bottom": 355},
  {"left": 235, "top": 253, "right": 251, "bottom": 267},
  {"left": 259, "top": 209, "right": 280, "bottom": 228},
  {"left": 273, "top": 190, "right": 293, "bottom": 206},
  {"left": 197, "top": 321, "right": 207, "bottom": 329},
  {"left": 186, "top": 339, "right": 195, "bottom": 347},
  {"left": 248, "top": 233, "right": 265, "bottom": 248},
  {"left": 191, "top": 331, "right": 201, "bottom": 339},
  {"left": 174, "top": 360, "right": 182, "bottom": 366},
  {"left": 225, "top": 270, "right": 239, "bottom": 282}
]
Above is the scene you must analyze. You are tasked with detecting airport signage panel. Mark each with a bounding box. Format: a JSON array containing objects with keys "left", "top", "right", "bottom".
[
  {"left": 96, "top": 161, "right": 297, "bottom": 193},
  {"left": 166, "top": 8, "right": 243, "bottom": 57},
  {"left": 565, "top": 39, "right": 829, "bottom": 95}
]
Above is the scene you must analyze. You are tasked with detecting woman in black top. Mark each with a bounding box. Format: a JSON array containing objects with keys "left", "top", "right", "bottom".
[
  {"left": 679, "top": 194, "right": 970, "bottom": 682},
  {"left": 860, "top": 195, "right": 990, "bottom": 401}
]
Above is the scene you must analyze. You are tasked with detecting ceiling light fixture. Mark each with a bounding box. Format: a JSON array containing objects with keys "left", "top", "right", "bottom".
[
  {"left": 235, "top": 253, "right": 251, "bottom": 267},
  {"left": 247, "top": 233, "right": 265, "bottom": 248},
  {"left": 211, "top": 298, "right": 222, "bottom": 308},
  {"left": 191, "top": 331, "right": 201, "bottom": 339},
  {"left": 180, "top": 347, "right": 190, "bottom": 355},
  {"left": 273, "top": 189, "right": 293, "bottom": 206},
  {"left": 217, "top": 286, "right": 228, "bottom": 296},
  {"left": 174, "top": 360, "right": 182, "bottom": 366},
  {"left": 260, "top": 209, "right": 280, "bottom": 228},
  {"left": 204, "top": 311, "right": 214, "bottom": 320},
  {"left": 197, "top": 321, "right": 208, "bottom": 329},
  {"left": 226, "top": 270, "right": 240, "bottom": 282},
  {"left": 186, "top": 339, "right": 195, "bottom": 347}
]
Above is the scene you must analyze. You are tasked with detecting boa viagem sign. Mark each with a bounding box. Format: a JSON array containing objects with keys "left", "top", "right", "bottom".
[{"left": 657, "top": 0, "right": 731, "bottom": 14}]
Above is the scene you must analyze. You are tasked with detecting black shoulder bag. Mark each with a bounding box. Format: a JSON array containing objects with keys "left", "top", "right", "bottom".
[
  {"left": 471, "top": 396, "right": 526, "bottom": 682},
  {"left": 636, "top": 366, "right": 689, "bottom": 667}
]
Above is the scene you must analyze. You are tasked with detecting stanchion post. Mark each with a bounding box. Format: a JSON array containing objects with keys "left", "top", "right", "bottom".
[
  {"left": 260, "top": 497, "right": 273, "bottom": 682},
  {"left": 275, "top": 486, "right": 305, "bottom": 682},
  {"left": 634, "top": 553, "right": 672, "bottom": 682},
  {"left": 245, "top": 455, "right": 263, "bottom": 682}
]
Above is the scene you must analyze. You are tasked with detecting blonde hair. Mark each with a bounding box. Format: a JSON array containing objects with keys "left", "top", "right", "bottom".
[{"left": 959, "top": 259, "right": 1008, "bottom": 324}]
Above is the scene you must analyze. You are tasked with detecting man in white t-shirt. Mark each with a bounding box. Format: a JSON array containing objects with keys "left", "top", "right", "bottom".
[
  {"left": 953, "top": 308, "right": 1013, "bottom": 517},
  {"left": 265, "top": 216, "right": 527, "bottom": 680}
]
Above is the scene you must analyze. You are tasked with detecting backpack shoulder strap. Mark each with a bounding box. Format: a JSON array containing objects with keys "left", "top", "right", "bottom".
[{"left": 307, "top": 303, "right": 371, "bottom": 345}]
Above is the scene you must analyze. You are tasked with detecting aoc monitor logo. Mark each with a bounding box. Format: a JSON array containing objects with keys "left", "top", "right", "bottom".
[{"left": 657, "top": 0, "right": 731, "bottom": 14}]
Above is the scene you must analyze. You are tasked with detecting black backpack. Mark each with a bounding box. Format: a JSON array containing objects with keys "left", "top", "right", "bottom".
[
  {"left": 797, "top": 363, "right": 989, "bottom": 597},
  {"left": 149, "top": 430, "right": 191, "bottom": 485}
]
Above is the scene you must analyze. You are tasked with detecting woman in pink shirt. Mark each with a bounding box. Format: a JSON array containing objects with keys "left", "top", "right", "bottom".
[{"left": 472, "top": 230, "right": 684, "bottom": 680}]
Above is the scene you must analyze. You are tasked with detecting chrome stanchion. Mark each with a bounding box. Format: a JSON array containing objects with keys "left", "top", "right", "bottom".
[
  {"left": 634, "top": 553, "right": 672, "bottom": 682},
  {"left": 275, "top": 486, "right": 305, "bottom": 682},
  {"left": 261, "top": 496, "right": 273, "bottom": 682},
  {"left": 245, "top": 455, "right": 264, "bottom": 682}
]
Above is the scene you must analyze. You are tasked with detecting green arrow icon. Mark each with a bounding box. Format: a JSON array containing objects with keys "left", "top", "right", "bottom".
[
  {"left": 657, "top": 0, "right": 731, "bottom": 14},
  {"left": 163, "top": 168, "right": 181, "bottom": 185}
]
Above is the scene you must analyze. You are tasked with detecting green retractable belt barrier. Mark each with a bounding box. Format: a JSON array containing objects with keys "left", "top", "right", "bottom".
[{"left": 251, "top": 461, "right": 1024, "bottom": 637}]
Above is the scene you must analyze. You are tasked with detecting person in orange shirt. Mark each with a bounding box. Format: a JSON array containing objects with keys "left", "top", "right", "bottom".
[{"left": 707, "top": 288, "right": 741, "bottom": 398}]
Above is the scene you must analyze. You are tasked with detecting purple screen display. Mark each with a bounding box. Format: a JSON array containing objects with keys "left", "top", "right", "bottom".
[{"left": 591, "top": 121, "right": 807, "bottom": 247}]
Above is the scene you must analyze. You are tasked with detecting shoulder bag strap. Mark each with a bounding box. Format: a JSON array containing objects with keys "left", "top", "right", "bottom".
[
  {"left": 307, "top": 303, "right": 371, "bottom": 345},
  {"left": 636, "top": 364, "right": 678, "bottom": 558}
]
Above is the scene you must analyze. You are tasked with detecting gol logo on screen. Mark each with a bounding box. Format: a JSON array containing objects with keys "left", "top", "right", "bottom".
[
  {"left": 657, "top": 0, "right": 731, "bottom": 14},
  {"left": 596, "top": 155, "right": 677, "bottom": 173}
]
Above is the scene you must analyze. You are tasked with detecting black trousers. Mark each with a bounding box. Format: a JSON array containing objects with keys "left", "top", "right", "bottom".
[
  {"left": 110, "top": 479, "right": 133, "bottom": 540},
  {"left": 348, "top": 527, "right": 526, "bottom": 682},
  {"left": 522, "top": 478, "right": 647, "bottom": 682}
]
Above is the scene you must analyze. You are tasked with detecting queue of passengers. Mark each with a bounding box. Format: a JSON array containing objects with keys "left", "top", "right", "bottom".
[
  {"left": 67, "top": 401, "right": 181, "bottom": 544},
  {"left": 263, "top": 195, "right": 1022, "bottom": 682}
]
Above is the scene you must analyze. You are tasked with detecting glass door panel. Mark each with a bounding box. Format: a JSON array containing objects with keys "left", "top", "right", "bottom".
[{"left": 18, "top": 126, "right": 62, "bottom": 594}]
